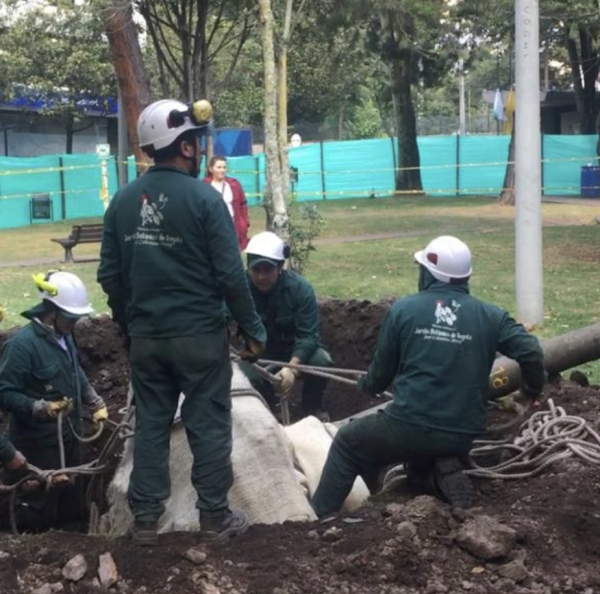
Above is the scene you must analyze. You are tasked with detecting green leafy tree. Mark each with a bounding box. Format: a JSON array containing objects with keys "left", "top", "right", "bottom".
[{"left": 0, "top": 0, "right": 115, "bottom": 154}]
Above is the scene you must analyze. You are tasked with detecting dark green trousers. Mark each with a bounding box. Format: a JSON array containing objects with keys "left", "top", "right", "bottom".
[
  {"left": 311, "top": 409, "right": 474, "bottom": 517},
  {"left": 240, "top": 347, "right": 333, "bottom": 413},
  {"left": 128, "top": 330, "right": 233, "bottom": 522}
]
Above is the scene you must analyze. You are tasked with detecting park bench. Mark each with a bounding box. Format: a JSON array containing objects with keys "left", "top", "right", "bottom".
[{"left": 51, "top": 223, "right": 104, "bottom": 263}]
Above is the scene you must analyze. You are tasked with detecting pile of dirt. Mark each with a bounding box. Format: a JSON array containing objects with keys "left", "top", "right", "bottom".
[{"left": 0, "top": 298, "right": 599, "bottom": 594}]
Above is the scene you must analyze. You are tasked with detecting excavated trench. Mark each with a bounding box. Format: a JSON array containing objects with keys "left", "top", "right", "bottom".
[{"left": 0, "top": 299, "right": 600, "bottom": 594}]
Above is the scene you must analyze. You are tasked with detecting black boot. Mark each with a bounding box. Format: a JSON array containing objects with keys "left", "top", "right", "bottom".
[
  {"left": 199, "top": 508, "right": 249, "bottom": 542},
  {"left": 432, "top": 456, "right": 475, "bottom": 509},
  {"left": 129, "top": 519, "right": 158, "bottom": 546}
]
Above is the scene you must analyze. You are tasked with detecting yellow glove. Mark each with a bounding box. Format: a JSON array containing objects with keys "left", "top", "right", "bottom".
[
  {"left": 237, "top": 333, "right": 266, "bottom": 363},
  {"left": 33, "top": 397, "right": 74, "bottom": 419},
  {"left": 275, "top": 367, "right": 297, "bottom": 397},
  {"left": 93, "top": 406, "right": 109, "bottom": 425},
  {"left": 496, "top": 395, "right": 516, "bottom": 412}
]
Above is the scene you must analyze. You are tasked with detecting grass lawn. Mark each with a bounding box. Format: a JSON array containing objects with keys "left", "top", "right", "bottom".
[{"left": 1, "top": 195, "right": 600, "bottom": 378}]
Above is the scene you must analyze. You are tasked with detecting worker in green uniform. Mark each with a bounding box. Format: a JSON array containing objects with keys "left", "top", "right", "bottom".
[
  {"left": 0, "top": 271, "right": 108, "bottom": 530},
  {"left": 241, "top": 231, "right": 333, "bottom": 422},
  {"left": 97, "top": 98, "right": 266, "bottom": 546},
  {"left": 311, "top": 236, "right": 545, "bottom": 516}
]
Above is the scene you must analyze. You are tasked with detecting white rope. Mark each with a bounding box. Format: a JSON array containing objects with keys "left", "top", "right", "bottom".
[{"left": 467, "top": 398, "right": 600, "bottom": 479}]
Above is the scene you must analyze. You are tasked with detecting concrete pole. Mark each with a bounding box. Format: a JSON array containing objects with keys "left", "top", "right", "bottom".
[
  {"left": 117, "top": 89, "right": 128, "bottom": 188},
  {"left": 515, "top": 0, "right": 543, "bottom": 326}
]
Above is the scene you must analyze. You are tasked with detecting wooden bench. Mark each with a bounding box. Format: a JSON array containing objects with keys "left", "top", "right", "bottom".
[{"left": 51, "top": 223, "right": 104, "bottom": 263}]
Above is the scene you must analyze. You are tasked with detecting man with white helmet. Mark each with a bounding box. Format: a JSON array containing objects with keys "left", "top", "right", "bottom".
[
  {"left": 312, "top": 235, "right": 545, "bottom": 516},
  {"left": 242, "top": 231, "right": 333, "bottom": 422},
  {"left": 0, "top": 271, "right": 107, "bottom": 530},
  {"left": 97, "top": 99, "right": 266, "bottom": 545}
]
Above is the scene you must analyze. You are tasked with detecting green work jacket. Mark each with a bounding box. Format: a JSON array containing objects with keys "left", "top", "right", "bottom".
[
  {"left": 248, "top": 270, "right": 321, "bottom": 362},
  {"left": 0, "top": 305, "right": 100, "bottom": 448},
  {"left": 98, "top": 165, "right": 265, "bottom": 343},
  {"left": 359, "top": 274, "right": 545, "bottom": 436}
]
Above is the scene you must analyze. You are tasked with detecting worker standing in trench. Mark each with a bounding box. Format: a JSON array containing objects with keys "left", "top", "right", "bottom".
[
  {"left": 97, "top": 99, "right": 266, "bottom": 546},
  {"left": 241, "top": 231, "right": 334, "bottom": 423},
  {"left": 311, "top": 235, "right": 546, "bottom": 516},
  {"left": 0, "top": 271, "right": 108, "bottom": 531}
]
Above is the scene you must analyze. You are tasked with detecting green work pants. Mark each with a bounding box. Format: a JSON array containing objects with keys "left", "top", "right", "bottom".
[
  {"left": 311, "top": 409, "right": 474, "bottom": 517},
  {"left": 240, "top": 347, "right": 333, "bottom": 413},
  {"left": 128, "top": 330, "right": 233, "bottom": 522}
]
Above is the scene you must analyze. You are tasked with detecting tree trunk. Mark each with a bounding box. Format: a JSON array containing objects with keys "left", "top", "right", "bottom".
[
  {"left": 338, "top": 104, "right": 345, "bottom": 140},
  {"left": 499, "top": 118, "right": 516, "bottom": 205},
  {"left": 566, "top": 26, "right": 599, "bottom": 135},
  {"left": 389, "top": 54, "right": 423, "bottom": 194},
  {"left": 277, "top": 48, "right": 290, "bottom": 200},
  {"left": 105, "top": 0, "right": 152, "bottom": 173},
  {"left": 258, "top": 0, "right": 289, "bottom": 239},
  {"left": 65, "top": 112, "right": 74, "bottom": 155}
]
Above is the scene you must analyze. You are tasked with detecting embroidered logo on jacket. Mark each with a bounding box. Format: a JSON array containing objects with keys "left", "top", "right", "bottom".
[
  {"left": 434, "top": 299, "right": 460, "bottom": 328},
  {"left": 140, "top": 191, "right": 168, "bottom": 227}
]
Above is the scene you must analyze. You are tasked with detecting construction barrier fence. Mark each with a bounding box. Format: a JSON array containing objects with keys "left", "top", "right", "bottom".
[{"left": 0, "top": 134, "right": 597, "bottom": 229}]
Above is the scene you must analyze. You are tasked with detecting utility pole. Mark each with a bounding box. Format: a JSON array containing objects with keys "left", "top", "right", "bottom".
[{"left": 515, "top": 0, "right": 543, "bottom": 326}]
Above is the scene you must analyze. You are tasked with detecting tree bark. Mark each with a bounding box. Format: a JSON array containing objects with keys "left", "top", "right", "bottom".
[
  {"left": 389, "top": 53, "right": 423, "bottom": 194},
  {"left": 499, "top": 118, "right": 516, "bottom": 205},
  {"left": 105, "top": 0, "right": 152, "bottom": 172},
  {"left": 258, "top": 0, "right": 289, "bottom": 239},
  {"left": 566, "top": 26, "right": 599, "bottom": 135}
]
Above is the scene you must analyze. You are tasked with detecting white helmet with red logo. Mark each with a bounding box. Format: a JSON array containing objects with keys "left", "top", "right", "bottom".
[{"left": 414, "top": 236, "right": 472, "bottom": 283}]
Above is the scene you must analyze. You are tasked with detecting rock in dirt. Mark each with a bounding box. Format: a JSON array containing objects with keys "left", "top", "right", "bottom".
[
  {"left": 455, "top": 515, "right": 516, "bottom": 560},
  {"left": 183, "top": 548, "right": 208, "bottom": 565},
  {"left": 31, "top": 585, "right": 53, "bottom": 594},
  {"left": 498, "top": 558, "right": 529, "bottom": 582},
  {"left": 0, "top": 551, "right": 9, "bottom": 560},
  {"left": 62, "top": 553, "right": 88, "bottom": 582},
  {"left": 321, "top": 526, "right": 342, "bottom": 542},
  {"left": 98, "top": 552, "right": 119, "bottom": 588}
]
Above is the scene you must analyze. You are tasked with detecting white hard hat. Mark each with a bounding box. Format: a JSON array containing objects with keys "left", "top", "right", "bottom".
[
  {"left": 34, "top": 271, "right": 94, "bottom": 317},
  {"left": 414, "top": 236, "right": 472, "bottom": 283},
  {"left": 245, "top": 231, "right": 287, "bottom": 265},
  {"left": 137, "top": 99, "right": 211, "bottom": 152}
]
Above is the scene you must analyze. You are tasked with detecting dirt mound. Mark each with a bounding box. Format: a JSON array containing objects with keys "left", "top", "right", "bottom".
[{"left": 0, "top": 299, "right": 599, "bottom": 594}]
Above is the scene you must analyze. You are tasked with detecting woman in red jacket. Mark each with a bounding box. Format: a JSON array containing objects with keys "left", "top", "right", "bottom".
[{"left": 203, "top": 155, "right": 250, "bottom": 250}]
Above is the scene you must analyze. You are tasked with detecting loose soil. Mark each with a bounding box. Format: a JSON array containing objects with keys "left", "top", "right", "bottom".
[{"left": 0, "top": 299, "right": 599, "bottom": 594}]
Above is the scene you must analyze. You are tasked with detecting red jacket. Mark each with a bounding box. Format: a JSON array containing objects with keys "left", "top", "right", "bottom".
[{"left": 203, "top": 175, "right": 250, "bottom": 250}]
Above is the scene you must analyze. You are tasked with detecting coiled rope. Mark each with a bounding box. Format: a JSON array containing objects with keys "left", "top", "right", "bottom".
[{"left": 466, "top": 398, "right": 600, "bottom": 479}]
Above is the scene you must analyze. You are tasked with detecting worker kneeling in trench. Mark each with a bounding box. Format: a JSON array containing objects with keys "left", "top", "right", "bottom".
[
  {"left": 311, "top": 235, "right": 546, "bottom": 517},
  {"left": 239, "top": 231, "right": 334, "bottom": 424}
]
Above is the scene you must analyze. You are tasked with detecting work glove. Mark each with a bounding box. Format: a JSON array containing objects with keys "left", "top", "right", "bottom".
[
  {"left": 237, "top": 331, "right": 266, "bottom": 363},
  {"left": 496, "top": 394, "right": 517, "bottom": 412},
  {"left": 92, "top": 406, "right": 109, "bottom": 426},
  {"left": 4, "top": 450, "right": 27, "bottom": 473},
  {"left": 275, "top": 367, "right": 297, "bottom": 397},
  {"left": 32, "top": 397, "right": 74, "bottom": 420}
]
